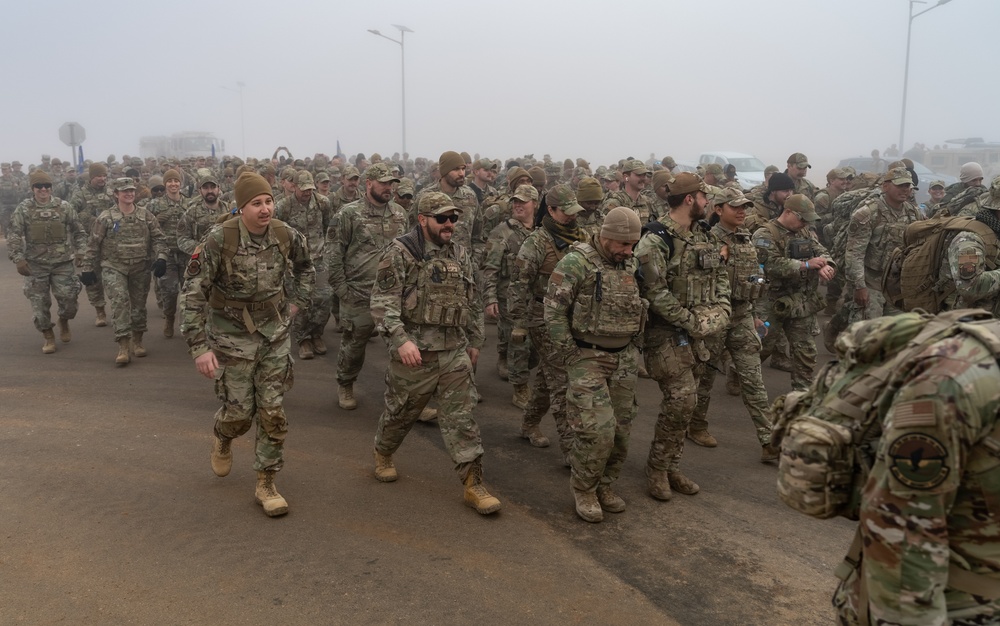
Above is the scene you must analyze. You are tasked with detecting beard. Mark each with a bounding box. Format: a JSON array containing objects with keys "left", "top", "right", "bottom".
[{"left": 203, "top": 193, "right": 218, "bottom": 204}]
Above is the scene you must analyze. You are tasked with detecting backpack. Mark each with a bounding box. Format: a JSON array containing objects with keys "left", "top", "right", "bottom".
[
  {"left": 771, "top": 308, "right": 1000, "bottom": 521},
  {"left": 881, "top": 215, "right": 999, "bottom": 313}
]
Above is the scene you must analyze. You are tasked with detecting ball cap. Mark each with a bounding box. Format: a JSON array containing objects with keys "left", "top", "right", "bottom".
[
  {"left": 621, "top": 159, "right": 650, "bottom": 175},
  {"left": 545, "top": 184, "right": 585, "bottom": 215},
  {"left": 295, "top": 170, "right": 317, "bottom": 190},
  {"left": 784, "top": 194, "right": 820, "bottom": 222},
  {"left": 712, "top": 186, "right": 753, "bottom": 207},
  {"left": 113, "top": 177, "right": 137, "bottom": 191},
  {"left": 418, "top": 191, "right": 462, "bottom": 216},
  {"left": 668, "top": 172, "right": 709, "bottom": 196},
  {"left": 787, "top": 152, "right": 811, "bottom": 168},
  {"left": 511, "top": 184, "right": 539, "bottom": 203},
  {"left": 885, "top": 167, "right": 914, "bottom": 186},
  {"left": 365, "top": 162, "right": 400, "bottom": 183}
]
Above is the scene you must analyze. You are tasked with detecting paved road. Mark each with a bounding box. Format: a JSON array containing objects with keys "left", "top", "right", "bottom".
[{"left": 0, "top": 239, "right": 852, "bottom": 625}]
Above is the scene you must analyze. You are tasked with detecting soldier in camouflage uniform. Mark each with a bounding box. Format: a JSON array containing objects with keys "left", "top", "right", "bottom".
[
  {"left": 480, "top": 166, "right": 532, "bottom": 243},
  {"left": 275, "top": 170, "right": 334, "bottom": 360},
  {"left": 938, "top": 162, "right": 987, "bottom": 217},
  {"left": 601, "top": 158, "right": 656, "bottom": 222},
  {"left": 7, "top": 170, "right": 87, "bottom": 353},
  {"left": 414, "top": 151, "right": 483, "bottom": 264},
  {"left": 844, "top": 167, "right": 921, "bottom": 322},
  {"left": 649, "top": 169, "right": 674, "bottom": 222},
  {"left": 180, "top": 172, "right": 315, "bottom": 518},
  {"left": 370, "top": 192, "right": 501, "bottom": 516},
  {"left": 814, "top": 168, "right": 852, "bottom": 312},
  {"left": 944, "top": 176, "right": 1000, "bottom": 314},
  {"left": 70, "top": 163, "right": 112, "bottom": 326},
  {"left": 636, "top": 173, "right": 731, "bottom": 501},
  {"left": 545, "top": 207, "right": 645, "bottom": 523},
  {"left": 508, "top": 185, "right": 588, "bottom": 453},
  {"left": 177, "top": 172, "right": 228, "bottom": 256},
  {"left": 784, "top": 152, "right": 818, "bottom": 200},
  {"left": 482, "top": 185, "right": 538, "bottom": 408},
  {"left": 329, "top": 165, "right": 362, "bottom": 215},
  {"left": 1, "top": 162, "right": 27, "bottom": 235},
  {"left": 753, "top": 195, "right": 836, "bottom": 391},
  {"left": 690, "top": 188, "right": 776, "bottom": 460},
  {"left": 467, "top": 157, "right": 498, "bottom": 205},
  {"left": 80, "top": 178, "right": 168, "bottom": 365},
  {"left": 830, "top": 311, "right": 1000, "bottom": 625},
  {"left": 329, "top": 163, "right": 408, "bottom": 410},
  {"left": 147, "top": 169, "right": 189, "bottom": 338},
  {"left": 923, "top": 179, "right": 947, "bottom": 217},
  {"left": 575, "top": 176, "right": 605, "bottom": 236}
]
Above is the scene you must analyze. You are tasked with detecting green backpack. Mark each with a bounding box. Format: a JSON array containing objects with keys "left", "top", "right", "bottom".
[{"left": 771, "top": 308, "right": 1000, "bottom": 521}]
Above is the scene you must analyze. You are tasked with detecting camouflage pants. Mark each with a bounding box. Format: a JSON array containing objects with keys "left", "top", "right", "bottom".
[
  {"left": 154, "top": 250, "right": 186, "bottom": 316},
  {"left": 846, "top": 276, "right": 896, "bottom": 326},
  {"left": 692, "top": 305, "right": 772, "bottom": 445},
  {"left": 336, "top": 296, "right": 374, "bottom": 385},
  {"left": 523, "top": 325, "right": 573, "bottom": 456},
  {"left": 22, "top": 259, "right": 81, "bottom": 332},
  {"left": 374, "top": 348, "right": 484, "bottom": 482},
  {"left": 498, "top": 308, "right": 534, "bottom": 386},
  {"left": 213, "top": 340, "right": 293, "bottom": 472},
  {"left": 645, "top": 336, "right": 700, "bottom": 473},
  {"left": 102, "top": 265, "right": 151, "bottom": 340},
  {"left": 566, "top": 345, "right": 638, "bottom": 492},
  {"left": 293, "top": 264, "right": 333, "bottom": 344},
  {"left": 760, "top": 315, "right": 817, "bottom": 391},
  {"left": 84, "top": 271, "right": 105, "bottom": 308}
]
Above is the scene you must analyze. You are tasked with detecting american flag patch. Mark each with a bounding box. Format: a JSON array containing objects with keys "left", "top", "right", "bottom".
[{"left": 891, "top": 400, "right": 937, "bottom": 428}]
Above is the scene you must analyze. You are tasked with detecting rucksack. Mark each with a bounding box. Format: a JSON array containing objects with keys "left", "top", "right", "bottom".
[
  {"left": 771, "top": 308, "right": 1000, "bottom": 521},
  {"left": 881, "top": 214, "right": 999, "bottom": 313}
]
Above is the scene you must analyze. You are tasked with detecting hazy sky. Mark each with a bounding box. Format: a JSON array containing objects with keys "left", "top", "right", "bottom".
[{"left": 3, "top": 0, "right": 999, "bottom": 176}]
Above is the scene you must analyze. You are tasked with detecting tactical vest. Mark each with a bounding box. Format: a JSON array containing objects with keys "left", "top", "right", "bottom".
[
  {"left": 761, "top": 221, "right": 820, "bottom": 293},
  {"left": 719, "top": 228, "right": 765, "bottom": 302},
  {"left": 533, "top": 231, "right": 571, "bottom": 300},
  {"left": 394, "top": 238, "right": 472, "bottom": 328},
  {"left": 857, "top": 199, "right": 919, "bottom": 275},
  {"left": 568, "top": 242, "right": 644, "bottom": 339},
  {"left": 25, "top": 201, "right": 68, "bottom": 244},
  {"left": 645, "top": 221, "right": 723, "bottom": 308},
  {"left": 104, "top": 208, "right": 152, "bottom": 263},
  {"left": 0, "top": 177, "right": 20, "bottom": 205}
]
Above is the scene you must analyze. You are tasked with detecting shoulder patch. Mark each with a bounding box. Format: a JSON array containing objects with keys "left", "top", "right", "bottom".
[
  {"left": 890, "top": 400, "right": 937, "bottom": 428},
  {"left": 887, "top": 433, "right": 949, "bottom": 490},
  {"left": 754, "top": 237, "right": 771, "bottom": 248},
  {"left": 549, "top": 272, "right": 563, "bottom": 286}
]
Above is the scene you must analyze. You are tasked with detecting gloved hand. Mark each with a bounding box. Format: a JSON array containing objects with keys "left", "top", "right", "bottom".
[
  {"left": 15, "top": 260, "right": 31, "bottom": 276},
  {"left": 74, "top": 254, "right": 84, "bottom": 268},
  {"left": 152, "top": 258, "right": 167, "bottom": 277},
  {"left": 80, "top": 271, "right": 97, "bottom": 286},
  {"left": 511, "top": 328, "right": 527, "bottom": 344},
  {"left": 689, "top": 305, "right": 729, "bottom": 339}
]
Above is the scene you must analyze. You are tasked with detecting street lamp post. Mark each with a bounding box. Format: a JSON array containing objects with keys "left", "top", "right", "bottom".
[
  {"left": 899, "top": 0, "right": 953, "bottom": 154},
  {"left": 368, "top": 24, "right": 413, "bottom": 155},
  {"left": 221, "top": 81, "right": 247, "bottom": 158}
]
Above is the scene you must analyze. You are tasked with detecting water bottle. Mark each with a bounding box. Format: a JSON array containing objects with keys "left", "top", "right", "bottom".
[
  {"left": 757, "top": 321, "right": 770, "bottom": 340},
  {"left": 677, "top": 330, "right": 689, "bottom": 347}
]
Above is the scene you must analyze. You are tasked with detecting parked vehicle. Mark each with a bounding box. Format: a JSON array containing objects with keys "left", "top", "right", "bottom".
[{"left": 698, "top": 151, "right": 767, "bottom": 189}]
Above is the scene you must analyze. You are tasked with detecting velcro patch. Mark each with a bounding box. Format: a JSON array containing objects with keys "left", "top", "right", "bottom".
[
  {"left": 549, "top": 273, "right": 563, "bottom": 286},
  {"left": 755, "top": 238, "right": 771, "bottom": 249},
  {"left": 887, "top": 433, "right": 949, "bottom": 490},
  {"left": 186, "top": 260, "right": 201, "bottom": 277},
  {"left": 891, "top": 399, "right": 937, "bottom": 428}
]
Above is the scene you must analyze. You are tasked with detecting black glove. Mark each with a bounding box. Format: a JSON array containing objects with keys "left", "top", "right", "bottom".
[
  {"left": 80, "top": 271, "right": 97, "bottom": 286},
  {"left": 152, "top": 258, "right": 167, "bottom": 277}
]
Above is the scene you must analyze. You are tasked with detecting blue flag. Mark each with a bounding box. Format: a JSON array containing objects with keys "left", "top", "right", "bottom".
[{"left": 77, "top": 146, "right": 84, "bottom": 174}]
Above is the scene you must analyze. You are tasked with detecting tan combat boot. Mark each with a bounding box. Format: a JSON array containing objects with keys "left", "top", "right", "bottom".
[
  {"left": 417, "top": 407, "right": 438, "bottom": 422},
  {"left": 132, "top": 332, "right": 147, "bottom": 357},
  {"left": 463, "top": 461, "right": 501, "bottom": 515},
  {"left": 596, "top": 484, "right": 626, "bottom": 513},
  {"left": 115, "top": 337, "right": 131, "bottom": 365},
  {"left": 58, "top": 317, "right": 71, "bottom": 343},
  {"left": 573, "top": 488, "right": 603, "bottom": 523},
  {"left": 338, "top": 383, "right": 357, "bottom": 410},
  {"left": 41, "top": 329, "right": 56, "bottom": 354},
  {"left": 254, "top": 470, "right": 289, "bottom": 517},
  {"left": 95, "top": 306, "right": 107, "bottom": 327},
  {"left": 163, "top": 313, "right": 174, "bottom": 339},
  {"left": 668, "top": 472, "right": 700, "bottom": 495},
  {"left": 760, "top": 443, "right": 780, "bottom": 463},
  {"left": 511, "top": 383, "right": 530, "bottom": 410},
  {"left": 687, "top": 429, "right": 718, "bottom": 448},
  {"left": 374, "top": 449, "right": 398, "bottom": 482},
  {"left": 520, "top": 424, "right": 550, "bottom": 448},
  {"left": 312, "top": 335, "right": 327, "bottom": 355},
  {"left": 646, "top": 467, "right": 672, "bottom": 501},
  {"left": 496, "top": 354, "right": 509, "bottom": 381},
  {"left": 211, "top": 434, "right": 233, "bottom": 477},
  {"left": 298, "top": 339, "right": 314, "bottom": 360}
]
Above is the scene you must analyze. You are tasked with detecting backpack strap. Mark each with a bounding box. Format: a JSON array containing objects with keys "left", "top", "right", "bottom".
[{"left": 641, "top": 221, "right": 674, "bottom": 259}]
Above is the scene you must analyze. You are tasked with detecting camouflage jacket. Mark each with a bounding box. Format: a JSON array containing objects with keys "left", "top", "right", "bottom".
[
  {"left": 414, "top": 181, "right": 483, "bottom": 264},
  {"left": 481, "top": 217, "right": 532, "bottom": 308},
  {"left": 7, "top": 197, "right": 87, "bottom": 265},
  {"left": 328, "top": 195, "right": 408, "bottom": 303},
  {"left": 712, "top": 222, "right": 765, "bottom": 307},
  {"left": 813, "top": 186, "right": 842, "bottom": 221},
  {"left": 275, "top": 192, "right": 333, "bottom": 262},
  {"left": 70, "top": 184, "right": 112, "bottom": 235},
  {"left": 601, "top": 189, "right": 656, "bottom": 223},
  {"left": 146, "top": 195, "right": 189, "bottom": 252},
  {"left": 752, "top": 219, "right": 830, "bottom": 301},
  {"left": 941, "top": 182, "right": 986, "bottom": 216},
  {"left": 83, "top": 205, "right": 168, "bottom": 274},
  {"left": 791, "top": 175, "right": 818, "bottom": 200},
  {"left": 946, "top": 229, "right": 1000, "bottom": 313},
  {"left": 177, "top": 201, "right": 228, "bottom": 256},
  {"left": 507, "top": 224, "right": 583, "bottom": 329},
  {"left": 371, "top": 230, "right": 484, "bottom": 353},
  {"left": 0, "top": 174, "right": 25, "bottom": 208},
  {"left": 844, "top": 194, "right": 921, "bottom": 290},
  {"left": 329, "top": 186, "right": 362, "bottom": 216},
  {"left": 480, "top": 192, "right": 513, "bottom": 246},
  {"left": 746, "top": 197, "right": 783, "bottom": 233},
  {"left": 179, "top": 218, "right": 315, "bottom": 359}
]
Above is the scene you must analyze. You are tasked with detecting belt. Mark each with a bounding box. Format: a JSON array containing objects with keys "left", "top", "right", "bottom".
[{"left": 574, "top": 338, "right": 628, "bottom": 353}]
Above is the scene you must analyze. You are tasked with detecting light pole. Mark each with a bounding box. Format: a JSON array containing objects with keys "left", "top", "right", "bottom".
[
  {"left": 221, "top": 81, "right": 247, "bottom": 158},
  {"left": 899, "top": 0, "right": 953, "bottom": 154},
  {"left": 368, "top": 24, "right": 413, "bottom": 155}
]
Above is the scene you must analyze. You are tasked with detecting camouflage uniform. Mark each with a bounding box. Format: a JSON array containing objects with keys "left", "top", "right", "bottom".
[
  {"left": 545, "top": 238, "right": 643, "bottom": 494},
  {"left": 941, "top": 182, "right": 987, "bottom": 217},
  {"left": 0, "top": 170, "right": 26, "bottom": 234},
  {"left": 691, "top": 221, "right": 772, "bottom": 446},
  {"left": 82, "top": 204, "right": 168, "bottom": 341},
  {"left": 329, "top": 194, "right": 408, "bottom": 385},
  {"left": 147, "top": 195, "right": 189, "bottom": 319},
  {"left": 832, "top": 318, "right": 1000, "bottom": 625},
  {"left": 70, "top": 183, "right": 112, "bottom": 310},
  {"left": 945, "top": 185, "right": 1000, "bottom": 314},
  {"left": 7, "top": 196, "right": 87, "bottom": 331},
  {"left": 482, "top": 217, "right": 534, "bottom": 386},
  {"left": 177, "top": 200, "right": 228, "bottom": 256},
  {"left": 370, "top": 226, "right": 487, "bottom": 482},
  {"left": 179, "top": 217, "right": 315, "bottom": 472},
  {"left": 275, "top": 189, "right": 334, "bottom": 346},
  {"left": 413, "top": 182, "right": 483, "bottom": 264},
  {"left": 601, "top": 189, "right": 656, "bottom": 223}
]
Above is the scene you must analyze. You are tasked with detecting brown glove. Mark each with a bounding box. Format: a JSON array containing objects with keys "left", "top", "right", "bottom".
[
  {"left": 15, "top": 260, "right": 31, "bottom": 276},
  {"left": 689, "top": 305, "right": 729, "bottom": 339}
]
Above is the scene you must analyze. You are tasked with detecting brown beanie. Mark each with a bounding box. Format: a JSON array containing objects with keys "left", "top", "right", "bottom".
[
  {"left": 576, "top": 177, "right": 604, "bottom": 202},
  {"left": 438, "top": 151, "right": 465, "bottom": 175},
  {"left": 506, "top": 167, "right": 531, "bottom": 190},
  {"left": 163, "top": 169, "right": 182, "bottom": 183},
  {"left": 29, "top": 170, "right": 53, "bottom": 186},
  {"left": 601, "top": 206, "right": 642, "bottom": 242},
  {"left": 234, "top": 172, "right": 273, "bottom": 208},
  {"left": 652, "top": 170, "right": 674, "bottom": 191},
  {"left": 528, "top": 166, "right": 547, "bottom": 185},
  {"left": 89, "top": 162, "right": 108, "bottom": 179}
]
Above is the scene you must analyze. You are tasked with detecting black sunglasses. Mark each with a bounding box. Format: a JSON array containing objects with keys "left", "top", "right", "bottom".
[
  {"left": 428, "top": 214, "right": 458, "bottom": 224},
  {"left": 33, "top": 183, "right": 52, "bottom": 190}
]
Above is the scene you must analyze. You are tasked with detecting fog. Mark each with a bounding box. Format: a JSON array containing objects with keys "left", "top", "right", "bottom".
[{"left": 3, "top": 0, "right": 999, "bottom": 175}]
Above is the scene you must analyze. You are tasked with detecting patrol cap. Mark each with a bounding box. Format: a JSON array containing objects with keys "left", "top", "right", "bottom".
[
  {"left": 784, "top": 194, "right": 819, "bottom": 222},
  {"left": 827, "top": 167, "right": 850, "bottom": 181},
  {"left": 884, "top": 167, "right": 913, "bottom": 186},
  {"left": 12, "top": 161, "right": 22, "bottom": 167},
  {"left": 928, "top": 179, "right": 945, "bottom": 190},
  {"left": 113, "top": 177, "right": 137, "bottom": 191},
  {"left": 713, "top": 186, "right": 753, "bottom": 207},
  {"left": 314, "top": 171, "right": 331, "bottom": 183},
  {"left": 764, "top": 164, "right": 780, "bottom": 175},
  {"left": 661, "top": 156, "right": 677, "bottom": 170},
  {"left": 601, "top": 206, "right": 642, "bottom": 242},
  {"left": 395, "top": 178, "right": 415, "bottom": 197},
  {"left": 576, "top": 177, "right": 604, "bottom": 202},
  {"left": 576, "top": 158, "right": 590, "bottom": 169},
  {"left": 1, "top": 162, "right": 9, "bottom": 168},
  {"left": 473, "top": 158, "right": 498, "bottom": 172},
  {"left": 704, "top": 163, "right": 724, "bottom": 176},
  {"left": 295, "top": 170, "right": 317, "bottom": 190},
  {"left": 198, "top": 169, "right": 219, "bottom": 187},
  {"left": 259, "top": 163, "right": 276, "bottom": 176},
  {"left": 365, "top": 162, "right": 400, "bottom": 183},
  {"left": 545, "top": 184, "right": 584, "bottom": 215},
  {"left": 511, "top": 184, "right": 539, "bottom": 203},
  {"left": 329, "top": 165, "right": 342, "bottom": 177},
  {"left": 668, "top": 172, "right": 709, "bottom": 196},
  {"left": 599, "top": 169, "right": 620, "bottom": 182},
  {"left": 621, "top": 159, "right": 649, "bottom": 175},
  {"left": 342, "top": 165, "right": 361, "bottom": 180},
  {"left": 842, "top": 166, "right": 857, "bottom": 178},
  {"left": 652, "top": 170, "right": 674, "bottom": 191},
  {"left": 418, "top": 191, "right": 462, "bottom": 216},
  {"left": 787, "top": 152, "right": 811, "bottom": 168},
  {"left": 279, "top": 167, "right": 297, "bottom": 182}
]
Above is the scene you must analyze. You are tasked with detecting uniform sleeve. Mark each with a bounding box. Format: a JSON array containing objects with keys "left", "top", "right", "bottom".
[
  {"left": 82, "top": 213, "right": 108, "bottom": 272},
  {"left": 480, "top": 224, "right": 507, "bottom": 306},
  {"left": 463, "top": 247, "right": 485, "bottom": 350},
  {"left": 753, "top": 229, "right": 804, "bottom": 281},
  {"left": 327, "top": 210, "right": 350, "bottom": 299},
  {"left": 176, "top": 208, "right": 196, "bottom": 256},
  {"left": 145, "top": 210, "right": 168, "bottom": 260},
  {"left": 845, "top": 206, "right": 873, "bottom": 289},
  {"left": 543, "top": 254, "right": 584, "bottom": 358},
  {"left": 179, "top": 235, "right": 220, "bottom": 358},
  {"left": 6, "top": 203, "right": 26, "bottom": 262},
  {"left": 948, "top": 232, "right": 1000, "bottom": 304},
  {"left": 66, "top": 204, "right": 88, "bottom": 255},
  {"left": 507, "top": 236, "right": 539, "bottom": 328},
  {"left": 371, "top": 245, "right": 412, "bottom": 351},
  {"left": 287, "top": 229, "right": 316, "bottom": 311}
]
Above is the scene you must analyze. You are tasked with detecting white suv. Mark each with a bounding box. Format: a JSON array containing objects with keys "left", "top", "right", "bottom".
[{"left": 698, "top": 151, "right": 768, "bottom": 189}]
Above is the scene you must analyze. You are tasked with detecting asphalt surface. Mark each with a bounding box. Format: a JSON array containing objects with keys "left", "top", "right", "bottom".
[{"left": 0, "top": 238, "right": 852, "bottom": 625}]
